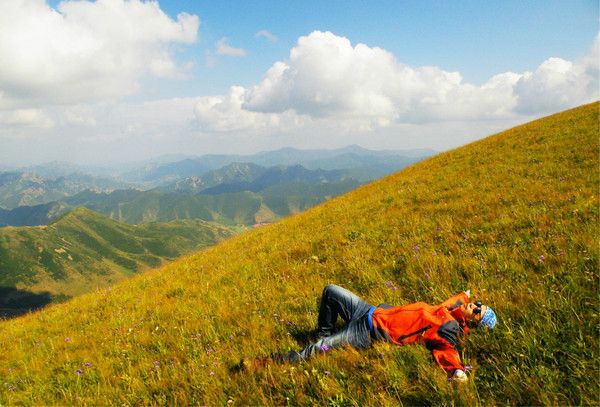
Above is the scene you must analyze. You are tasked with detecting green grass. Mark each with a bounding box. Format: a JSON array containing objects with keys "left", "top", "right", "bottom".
[{"left": 0, "top": 102, "right": 597, "bottom": 405}]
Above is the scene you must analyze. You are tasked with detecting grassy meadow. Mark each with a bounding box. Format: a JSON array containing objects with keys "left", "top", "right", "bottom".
[{"left": 0, "top": 102, "right": 598, "bottom": 405}]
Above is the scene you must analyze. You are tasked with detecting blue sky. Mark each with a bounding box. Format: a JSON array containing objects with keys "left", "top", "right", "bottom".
[
  {"left": 2, "top": 0, "right": 599, "bottom": 165},
  {"left": 148, "top": 0, "right": 599, "bottom": 93}
]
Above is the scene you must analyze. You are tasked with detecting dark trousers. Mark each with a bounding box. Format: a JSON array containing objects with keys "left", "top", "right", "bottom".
[{"left": 282, "top": 284, "right": 374, "bottom": 362}]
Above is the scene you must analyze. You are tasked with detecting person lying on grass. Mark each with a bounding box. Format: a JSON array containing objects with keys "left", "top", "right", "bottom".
[{"left": 243, "top": 284, "right": 497, "bottom": 382}]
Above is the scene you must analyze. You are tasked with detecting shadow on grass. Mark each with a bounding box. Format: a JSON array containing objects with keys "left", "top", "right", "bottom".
[
  {"left": 0, "top": 286, "right": 64, "bottom": 319},
  {"left": 289, "top": 326, "right": 317, "bottom": 345}
]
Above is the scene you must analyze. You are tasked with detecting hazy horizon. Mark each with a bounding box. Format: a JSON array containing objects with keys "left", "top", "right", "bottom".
[{"left": 0, "top": 143, "right": 439, "bottom": 169}]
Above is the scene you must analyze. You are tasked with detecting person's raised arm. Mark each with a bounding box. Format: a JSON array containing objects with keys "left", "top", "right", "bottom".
[{"left": 438, "top": 290, "right": 470, "bottom": 310}]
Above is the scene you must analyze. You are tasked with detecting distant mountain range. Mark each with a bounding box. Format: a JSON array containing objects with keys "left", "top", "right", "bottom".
[
  {"left": 120, "top": 145, "right": 435, "bottom": 185},
  {"left": 159, "top": 162, "right": 352, "bottom": 194},
  {"left": 0, "top": 173, "right": 361, "bottom": 228},
  {"left": 0, "top": 171, "right": 132, "bottom": 210},
  {"left": 0, "top": 162, "right": 367, "bottom": 227},
  {"left": 0, "top": 207, "right": 233, "bottom": 316},
  {"left": 0, "top": 146, "right": 433, "bottom": 212}
]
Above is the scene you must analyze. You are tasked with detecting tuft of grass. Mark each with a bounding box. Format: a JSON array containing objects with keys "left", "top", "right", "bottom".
[{"left": 0, "top": 102, "right": 598, "bottom": 405}]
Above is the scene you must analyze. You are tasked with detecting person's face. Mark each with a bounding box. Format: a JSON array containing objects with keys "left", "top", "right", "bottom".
[{"left": 460, "top": 302, "right": 486, "bottom": 322}]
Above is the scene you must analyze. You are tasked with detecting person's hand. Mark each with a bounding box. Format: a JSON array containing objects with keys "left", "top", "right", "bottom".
[
  {"left": 452, "top": 369, "right": 468, "bottom": 382},
  {"left": 464, "top": 290, "right": 471, "bottom": 298}
]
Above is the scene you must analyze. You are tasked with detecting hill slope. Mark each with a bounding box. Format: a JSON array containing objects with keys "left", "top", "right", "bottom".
[
  {"left": 0, "top": 208, "right": 234, "bottom": 315},
  {"left": 0, "top": 103, "right": 597, "bottom": 405}
]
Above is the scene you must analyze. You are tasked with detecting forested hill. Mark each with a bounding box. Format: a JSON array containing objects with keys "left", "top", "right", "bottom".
[{"left": 0, "top": 207, "right": 233, "bottom": 316}]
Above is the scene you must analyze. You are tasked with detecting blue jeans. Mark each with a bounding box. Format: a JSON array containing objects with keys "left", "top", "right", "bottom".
[{"left": 282, "top": 284, "right": 374, "bottom": 362}]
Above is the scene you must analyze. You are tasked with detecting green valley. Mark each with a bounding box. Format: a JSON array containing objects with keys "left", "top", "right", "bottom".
[{"left": 0, "top": 207, "right": 233, "bottom": 316}]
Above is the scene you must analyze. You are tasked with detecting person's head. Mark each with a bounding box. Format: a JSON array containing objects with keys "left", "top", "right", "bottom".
[{"left": 460, "top": 301, "right": 497, "bottom": 329}]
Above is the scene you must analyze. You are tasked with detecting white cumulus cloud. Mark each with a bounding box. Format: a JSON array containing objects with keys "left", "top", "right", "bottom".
[
  {"left": 216, "top": 38, "right": 247, "bottom": 57},
  {"left": 240, "top": 31, "right": 523, "bottom": 122},
  {"left": 194, "top": 86, "right": 302, "bottom": 132},
  {"left": 0, "top": 0, "right": 199, "bottom": 109},
  {"left": 192, "top": 30, "right": 598, "bottom": 136},
  {"left": 514, "top": 33, "right": 600, "bottom": 114}
]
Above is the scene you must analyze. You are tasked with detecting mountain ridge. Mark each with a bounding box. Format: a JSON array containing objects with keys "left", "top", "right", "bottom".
[
  {"left": 125, "top": 146, "right": 433, "bottom": 185},
  {"left": 0, "top": 163, "right": 363, "bottom": 227}
]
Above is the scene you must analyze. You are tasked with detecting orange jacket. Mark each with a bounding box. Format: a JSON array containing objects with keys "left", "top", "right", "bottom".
[{"left": 371, "top": 292, "right": 470, "bottom": 373}]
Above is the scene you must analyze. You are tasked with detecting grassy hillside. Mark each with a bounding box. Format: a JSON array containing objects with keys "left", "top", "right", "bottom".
[
  {"left": 0, "top": 207, "right": 234, "bottom": 314},
  {"left": 0, "top": 103, "right": 597, "bottom": 405}
]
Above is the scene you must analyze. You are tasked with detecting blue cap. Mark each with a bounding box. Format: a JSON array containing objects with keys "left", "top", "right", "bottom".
[{"left": 480, "top": 306, "right": 497, "bottom": 329}]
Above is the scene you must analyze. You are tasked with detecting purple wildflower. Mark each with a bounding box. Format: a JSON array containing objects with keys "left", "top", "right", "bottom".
[
  {"left": 385, "top": 281, "right": 394, "bottom": 287},
  {"left": 206, "top": 348, "right": 213, "bottom": 354},
  {"left": 379, "top": 352, "right": 385, "bottom": 358},
  {"left": 538, "top": 255, "right": 545, "bottom": 263},
  {"left": 424, "top": 273, "right": 430, "bottom": 279},
  {"left": 392, "top": 286, "right": 398, "bottom": 291},
  {"left": 153, "top": 361, "right": 159, "bottom": 369},
  {"left": 85, "top": 362, "right": 91, "bottom": 367},
  {"left": 65, "top": 337, "right": 71, "bottom": 342},
  {"left": 209, "top": 371, "right": 215, "bottom": 376},
  {"left": 8, "top": 385, "right": 16, "bottom": 391},
  {"left": 412, "top": 244, "right": 421, "bottom": 250},
  {"left": 286, "top": 321, "right": 292, "bottom": 326},
  {"left": 324, "top": 370, "right": 330, "bottom": 376},
  {"left": 464, "top": 364, "right": 473, "bottom": 372},
  {"left": 76, "top": 369, "right": 83, "bottom": 375},
  {"left": 320, "top": 344, "right": 330, "bottom": 352}
]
